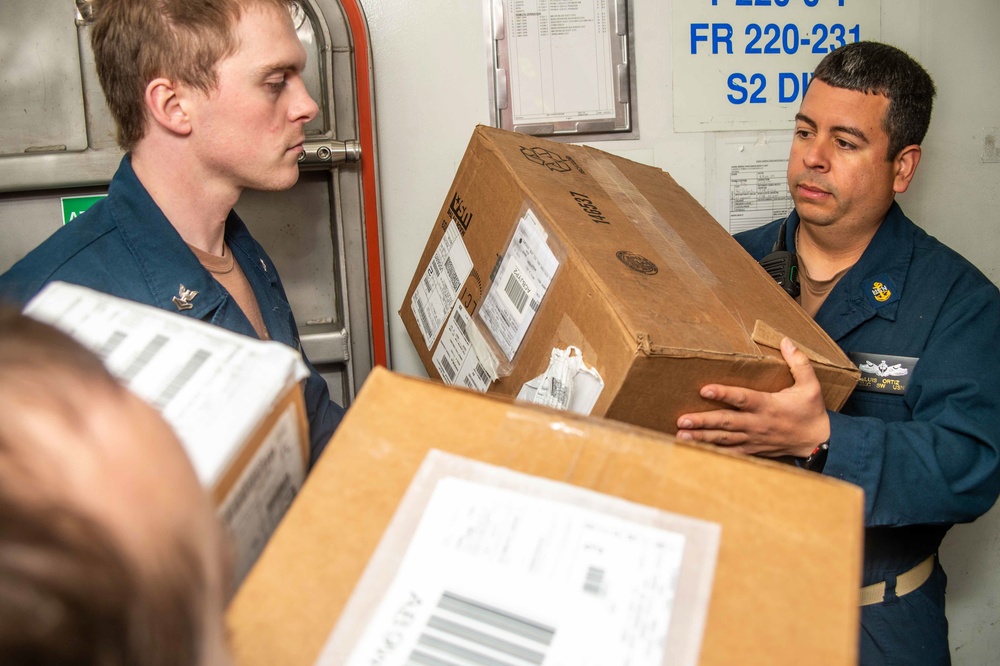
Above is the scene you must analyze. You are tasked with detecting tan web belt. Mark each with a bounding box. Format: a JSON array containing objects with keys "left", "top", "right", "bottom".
[{"left": 859, "top": 555, "right": 935, "bottom": 606}]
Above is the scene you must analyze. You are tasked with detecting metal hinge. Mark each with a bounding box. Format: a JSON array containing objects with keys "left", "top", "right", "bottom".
[{"left": 298, "top": 139, "right": 361, "bottom": 168}]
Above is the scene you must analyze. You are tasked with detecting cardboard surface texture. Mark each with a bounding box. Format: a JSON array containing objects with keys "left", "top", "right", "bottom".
[
  {"left": 227, "top": 368, "right": 864, "bottom": 666},
  {"left": 23, "top": 281, "right": 311, "bottom": 583},
  {"left": 399, "top": 125, "right": 859, "bottom": 432}
]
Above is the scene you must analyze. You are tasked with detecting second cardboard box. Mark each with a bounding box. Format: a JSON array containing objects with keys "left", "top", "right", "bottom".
[{"left": 400, "top": 126, "right": 858, "bottom": 433}]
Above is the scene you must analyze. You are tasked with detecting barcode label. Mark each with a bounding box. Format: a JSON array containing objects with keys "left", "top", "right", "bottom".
[
  {"left": 439, "top": 355, "right": 457, "bottom": 383},
  {"left": 406, "top": 591, "right": 554, "bottom": 666},
  {"left": 120, "top": 334, "right": 169, "bottom": 382},
  {"left": 584, "top": 566, "right": 605, "bottom": 596},
  {"left": 222, "top": 446, "right": 276, "bottom": 526},
  {"left": 266, "top": 473, "right": 296, "bottom": 518},
  {"left": 504, "top": 274, "right": 528, "bottom": 313},
  {"left": 153, "top": 348, "right": 211, "bottom": 410},
  {"left": 96, "top": 330, "right": 127, "bottom": 360},
  {"left": 445, "top": 258, "right": 461, "bottom": 292},
  {"left": 549, "top": 377, "right": 568, "bottom": 405},
  {"left": 528, "top": 298, "right": 539, "bottom": 312},
  {"left": 415, "top": 298, "right": 433, "bottom": 342},
  {"left": 474, "top": 363, "right": 490, "bottom": 386},
  {"left": 454, "top": 308, "right": 470, "bottom": 342}
]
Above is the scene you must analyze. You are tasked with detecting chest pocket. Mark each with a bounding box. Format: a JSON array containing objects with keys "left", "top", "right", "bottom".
[{"left": 842, "top": 390, "right": 912, "bottom": 423}]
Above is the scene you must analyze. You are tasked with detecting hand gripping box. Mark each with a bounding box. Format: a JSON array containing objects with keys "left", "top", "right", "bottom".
[
  {"left": 399, "top": 125, "right": 859, "bottom": 430},
  {"left": 226, "top": 368, "right": 864, "bottom": 666},
  {"left": 24, "top": 281, "right": 311, "bottom": 584}
]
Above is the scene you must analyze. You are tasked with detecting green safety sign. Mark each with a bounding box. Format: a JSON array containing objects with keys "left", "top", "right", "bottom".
[{"left": 61, "top": 195, "right": 107, "bottom": 225}]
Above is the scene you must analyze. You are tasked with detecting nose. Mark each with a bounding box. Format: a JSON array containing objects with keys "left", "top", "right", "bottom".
[
  {"left": 802, "top": 138, "right": 830, "bottom": 172},
  {"left": 290, "top": 78, "right": 319, "bottom": 124}
]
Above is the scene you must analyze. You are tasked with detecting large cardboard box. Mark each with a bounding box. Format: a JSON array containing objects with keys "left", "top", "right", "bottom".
[
  {"left": 400, "top": 126, "right": 858, "bottom": 431},
  {"left": 227, "top": 368, "right": 864, "bottom": 665},
  {"left": 24, "top": 282, "right": 310, "bottom": 583}
]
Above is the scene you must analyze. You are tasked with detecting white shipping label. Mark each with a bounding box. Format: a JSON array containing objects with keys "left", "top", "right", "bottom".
[
  {"left": 479, "top": 210, "right": 559, "bottom": 361},
  {"left": 218, "top": 406, "right": 305, "bottom": 585},
  {"left": 22, "top": 282, "right": 308, "bottom": 487},
  {"left": 341, "top": 478, "right": 686, "bottom": 666},
  {"left": 431, "top": 303, "right": 499, "bottom": 392},
  {"left": 517, "top": 346, "right": 604, "bottom": 415},
  {"left": 411, "top": 221, "right": 474, "bottom": 349}
]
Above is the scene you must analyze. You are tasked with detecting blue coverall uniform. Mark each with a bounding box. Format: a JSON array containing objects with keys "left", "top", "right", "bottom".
[
  {"left": 737, "top": 202, "right": 1000, "bottom": 664},
  {"left": 0, "top": 156, "right": 344, "bottom": 466}
]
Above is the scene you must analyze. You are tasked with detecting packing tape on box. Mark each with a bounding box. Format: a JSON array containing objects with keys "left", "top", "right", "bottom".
[{"left": 574, "top": 151, "right": 758, "bottom": 353}]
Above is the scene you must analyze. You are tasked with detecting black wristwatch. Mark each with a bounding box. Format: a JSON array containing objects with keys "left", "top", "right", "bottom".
[{"left": 803, "top": 441, "right": 830, "bottom": 473}]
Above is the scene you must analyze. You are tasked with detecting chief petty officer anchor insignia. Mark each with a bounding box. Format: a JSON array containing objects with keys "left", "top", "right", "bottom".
[{"left": 849, "top": 275, "right": 918, "bottom": 394}]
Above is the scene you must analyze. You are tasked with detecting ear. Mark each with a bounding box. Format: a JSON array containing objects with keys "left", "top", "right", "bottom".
[
  {"left": 892, "top": 144, "right": 922, "bottom": 194},
  {"left": 144, "top": 77, "right": 193, "bottom": 137}
]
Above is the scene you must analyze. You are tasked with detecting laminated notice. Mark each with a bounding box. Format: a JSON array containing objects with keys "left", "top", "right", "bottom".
[
  {"left": 432, "top": 302, "right": 499, "bottom": 392},
  {"left": 411, "top": 220, "right": 474, "bottom": 349},
  {"left": 517, "top": 346, "right": 604, "bottom": 415},
  {"left": 315, "top": 451, "right": 720, "bottom": 666},
  {"left": 479, "top": 209, "right": 559, "bottom": 361}
]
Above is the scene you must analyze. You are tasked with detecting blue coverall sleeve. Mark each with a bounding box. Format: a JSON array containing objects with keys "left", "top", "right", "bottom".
[{"left": 301, "top": 351, "right": 345, "bottom": 468}]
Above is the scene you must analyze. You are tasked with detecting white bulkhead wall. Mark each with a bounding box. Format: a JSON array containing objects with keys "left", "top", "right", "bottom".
[{"left": 360, "top": 0, "right": 1000, "bottom": 663}]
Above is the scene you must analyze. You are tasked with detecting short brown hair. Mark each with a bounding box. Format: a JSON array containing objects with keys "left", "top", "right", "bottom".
[
  {"left": 0, "top": 309, "right": 208, "bottom": 666},
  {"left": 812, "top": 41, "right": 936, "bottom": 160},
  {"left": 90, "top": 0, "right": 296, "bottom": 151}
]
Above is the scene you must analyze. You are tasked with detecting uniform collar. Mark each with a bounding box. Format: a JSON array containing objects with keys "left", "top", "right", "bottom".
[
  {"left": 225, "top": 212, "right": 278, "bottom": 289},
  {"left": 108, "top": 155, "right": 227, "bottom": 319},
  {"left": 789, "top": 201, "right": 915, "bottom": 341}
]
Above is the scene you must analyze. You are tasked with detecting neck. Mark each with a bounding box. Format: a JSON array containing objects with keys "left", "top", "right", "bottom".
[
  {"left": 795, "top": 213, "right": 884, "bottom": 281},
  {"left": 131, "top": 143, "right": 241, "bottom": 257}
]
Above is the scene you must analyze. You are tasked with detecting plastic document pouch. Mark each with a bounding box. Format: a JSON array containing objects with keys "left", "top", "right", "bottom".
[{"left": 314, "top": 450, "right": 721, "bottom": 666}]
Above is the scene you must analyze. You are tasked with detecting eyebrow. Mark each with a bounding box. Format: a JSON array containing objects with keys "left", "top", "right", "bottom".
[
  {"left": 795, "top": 112, "right": 870, "bottom": 144},
  {"left": 256, "top": 61, "right": 303, "bottom": 77}
]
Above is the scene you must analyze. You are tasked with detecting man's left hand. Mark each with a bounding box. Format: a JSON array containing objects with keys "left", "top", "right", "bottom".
[{"left": 675, "top": 337, "right": 830, "bottom": 459}]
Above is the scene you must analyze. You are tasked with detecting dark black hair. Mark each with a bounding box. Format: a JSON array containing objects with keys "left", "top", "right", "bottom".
[{"left": 813, "top": 41, "right": 936, "bottom": 160}]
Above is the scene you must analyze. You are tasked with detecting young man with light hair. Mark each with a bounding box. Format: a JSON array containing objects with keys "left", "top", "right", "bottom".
[{"left": 0, "top": 0, "right": 343, "bottom": 465}]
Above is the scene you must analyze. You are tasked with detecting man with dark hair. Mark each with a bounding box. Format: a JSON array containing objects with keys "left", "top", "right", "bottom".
[
  {"left": 0, "top": 308, "right": 233, "bottom": 665},
  {"left": 676, "top": 41, "right": 1000, "bottom": 663},
  {"left": 0, "top": 0, "right": 343, "bottom": 466}
]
